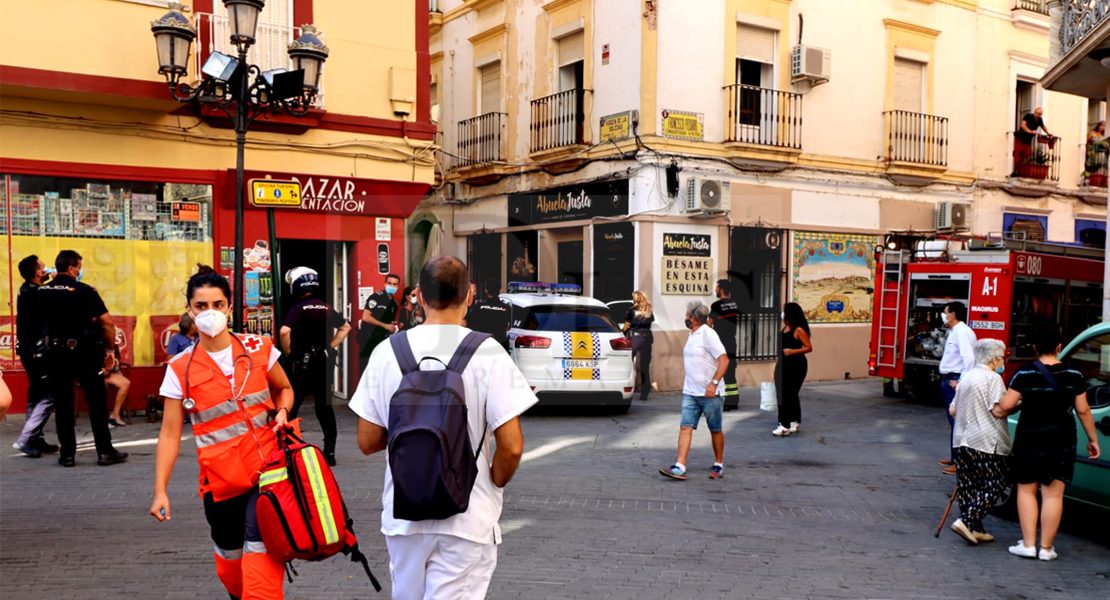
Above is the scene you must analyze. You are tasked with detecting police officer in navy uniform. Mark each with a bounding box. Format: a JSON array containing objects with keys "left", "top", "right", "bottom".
[
  {"left": 709, "top": 279, "right": 741, "bottom": 412},
  {"left": 13, "top": 255, "right": 58, "bottom": 457},
  {"left": 358, "top": 273, "right": 400, "bottom": 374},
  {"left": 34, "top": 250, "right": 128, "bottom": 467},
  {"left": 280, "top": 268, "right": 351, "bottom": 466},
  {"left": 465, "top": 278, "right": 512, "bottom": 351}
]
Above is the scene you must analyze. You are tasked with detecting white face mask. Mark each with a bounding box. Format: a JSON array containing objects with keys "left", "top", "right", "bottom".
[{"left": 191, "top": 308, "right": 230, "bottom": 337}]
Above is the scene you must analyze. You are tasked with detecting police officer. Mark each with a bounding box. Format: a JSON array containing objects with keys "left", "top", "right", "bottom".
[
  {"left": 466, "top": 278, "right": 512, "bottom": 351},
  {"left": 35, "top": 250, "right": 128, "bottom": 467},
  {"left": 280, "top": 268, "right": 350, "bottom": 466},
  {"left": 12, "top": 255, "right": 58, "bottom": 457},
  {"left": 709, "top": 279, "right": 741, "bottom": 411},
  {"left": 358, "top": 272, "right": 400, "bottom": 374}
]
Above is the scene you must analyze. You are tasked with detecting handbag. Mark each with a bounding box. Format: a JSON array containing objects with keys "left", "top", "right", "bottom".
[{"left": 760, "top": 382, "right": 777, "bottom": 411}]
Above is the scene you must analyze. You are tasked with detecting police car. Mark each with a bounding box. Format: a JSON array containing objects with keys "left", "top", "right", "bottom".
[{"left": 502, "top": 282, "right": 635, "bottom": 412}]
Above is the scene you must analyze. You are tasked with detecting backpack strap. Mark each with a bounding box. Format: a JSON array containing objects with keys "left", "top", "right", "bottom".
[
  {"left": 389, "top": 332, "right": 420, "bottom": 375},
  {"left": 1032, "top": 360, "right": 1060, "bottom": 392},
  {"left": 446, "top": 331, "right": 491, "bottom": 374}
]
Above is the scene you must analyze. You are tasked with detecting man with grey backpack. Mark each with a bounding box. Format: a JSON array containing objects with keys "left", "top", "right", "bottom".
[{"left": 351, "top": 255, "right": 537, "bottom": 599}]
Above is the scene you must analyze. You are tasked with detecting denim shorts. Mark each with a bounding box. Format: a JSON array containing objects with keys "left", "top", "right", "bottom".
[{"left": 681, "top": 394, "right": 723, "bottom": 432}]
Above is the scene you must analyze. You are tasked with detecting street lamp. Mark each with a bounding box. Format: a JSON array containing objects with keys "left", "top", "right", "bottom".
[{"left": 151, "top": 1, "right": 329, "bottom": 332}]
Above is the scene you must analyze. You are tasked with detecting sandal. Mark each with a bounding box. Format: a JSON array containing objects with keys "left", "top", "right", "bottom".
[{"left": 108, "top": 418, "right": 127, "bottom": 428}]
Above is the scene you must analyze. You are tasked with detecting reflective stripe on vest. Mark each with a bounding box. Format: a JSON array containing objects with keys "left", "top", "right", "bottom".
[
  {"left": 301, "top": 447, "right": 341, "bottom": 545},
  {"left": 258, "top": 467, "right": 289, "bottom": 488},
  {"left": 195, "top": 410, "right": 271, "bottom": 448},
  {"left": 191, "top": 390, "right": 271, "bottom": 425}
]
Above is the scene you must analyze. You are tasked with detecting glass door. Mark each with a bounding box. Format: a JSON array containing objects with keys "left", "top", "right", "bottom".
[{"left": 332, "top": 242, "right": 350, "bottom": 399}]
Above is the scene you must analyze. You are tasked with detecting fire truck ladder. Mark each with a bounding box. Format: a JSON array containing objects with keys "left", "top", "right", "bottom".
[{"left": 877, "top": 250, "right": 904, "bottom": 369}]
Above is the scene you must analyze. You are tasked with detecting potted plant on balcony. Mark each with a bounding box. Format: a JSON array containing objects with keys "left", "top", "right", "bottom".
[{"left": 1016, "top": 151, "right": 1050, "bottom": 180}]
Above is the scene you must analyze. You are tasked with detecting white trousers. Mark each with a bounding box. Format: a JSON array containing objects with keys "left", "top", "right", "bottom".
[{"left": 385, "top": 533, "right": 498, "bottom": 600}]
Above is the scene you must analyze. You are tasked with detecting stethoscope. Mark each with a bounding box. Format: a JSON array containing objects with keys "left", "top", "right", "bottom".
[{"left": 182, "top": 334, "right": 255, "bottom": 411}]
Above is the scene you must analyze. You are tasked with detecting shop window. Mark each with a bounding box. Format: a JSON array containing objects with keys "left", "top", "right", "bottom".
[
  {"left": 1075, "top": 218, "right": 1106, "bottom": 249},
  {"left": 1003, "top": 213, "right": 1047, "bottom": 242}
]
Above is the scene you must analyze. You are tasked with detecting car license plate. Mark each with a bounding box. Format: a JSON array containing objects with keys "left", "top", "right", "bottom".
[{"left": 562, "top": 360, "right": 599, "bottom": 369}]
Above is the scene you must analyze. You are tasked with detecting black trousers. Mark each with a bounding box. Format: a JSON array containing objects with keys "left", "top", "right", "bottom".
[
  {"left": 775, "top": 357, "right": 807, "bottom": 427},
  {"left": 290, "top": 354, "right": 337, "bottom": 453},
  {"left": 631, "top": 335, "right": 653, "bottom": 399},
  {"left": 47, "top": 351, "right": 115, "bottom": 457},
  {"left": 203, "top": 488, "right": 262, "bottom": 552},
  {"left": 722, "top": 356, "right": 739, "bottom": 409}
]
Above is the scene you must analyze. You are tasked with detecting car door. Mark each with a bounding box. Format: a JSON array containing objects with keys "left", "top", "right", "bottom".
[
  {"left": 1060, "top": 332, "right": 1110, "bottom": 508},
  {"left": 607, "top": 300, "right": 633, "bottom": 328}
]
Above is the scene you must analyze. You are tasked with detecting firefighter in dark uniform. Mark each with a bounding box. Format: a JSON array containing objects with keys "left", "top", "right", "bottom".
[
  {"left": 465, "top": 279, "right": 512, "bottom": 351},
  {"left": 710, "top": 279, "right": 741, "bottom": 411},
  {"left": 358, "top": 273, "right": 400, "bottom": 374},
  {"left": 34, "top": 250, "right": 128, "bottom": 467},
  {"left": 280, "top": 268, "right": 350, "bottom": 466}
]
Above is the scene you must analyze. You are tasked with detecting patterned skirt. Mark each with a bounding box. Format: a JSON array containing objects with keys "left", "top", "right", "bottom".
[{"left": 954, "top": 446, "right": 1010, "bottom": 533}]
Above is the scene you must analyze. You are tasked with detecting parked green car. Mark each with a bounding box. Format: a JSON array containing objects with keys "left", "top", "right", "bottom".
[{"left": 1005, "top": 323, "right": 1110, "bottom": 509}]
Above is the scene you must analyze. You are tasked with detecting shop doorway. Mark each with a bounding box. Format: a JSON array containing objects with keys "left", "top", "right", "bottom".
[
  {"left": 728, "top": 227, "right": 783, "bottom": 361},
  {"left": 275, "top": 238, "right": 353, "bottom": 399},
  {"left": 557, "top": 240, "right": 583, "bottom": 286}
]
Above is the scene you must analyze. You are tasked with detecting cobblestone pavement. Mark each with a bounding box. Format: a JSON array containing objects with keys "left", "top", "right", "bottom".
[{"left": 2, "top": 380, "right": 1107, "bottom": 599}]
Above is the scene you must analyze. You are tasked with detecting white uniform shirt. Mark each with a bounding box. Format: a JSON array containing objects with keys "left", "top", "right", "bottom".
[
  {"left": 349, "top": 325, "right": 538, "bottom": 545},
  {"left": 939, "top": 321, "right": 977, "bottom": 375},
  {"left": 682, "top": 325, "right": 727, "bottom": 397},
  {"left": 159, "top": 344, "right": 281, "bottom": 400}
]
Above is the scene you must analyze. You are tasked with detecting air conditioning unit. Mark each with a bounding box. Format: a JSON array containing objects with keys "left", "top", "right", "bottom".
[
  {"left": 936, "top": 201, "right": 971, "bottom": 231},
  {"left": 685, "top": 177, "right": 731, "bottom": 216},
  {"left": 791, "top": 45, "right": 831, "bottom": 83}
]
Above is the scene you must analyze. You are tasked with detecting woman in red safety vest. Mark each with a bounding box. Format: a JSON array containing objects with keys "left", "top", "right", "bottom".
[{"left": 150, "top": 265, "right": 294, "bottom": 600}]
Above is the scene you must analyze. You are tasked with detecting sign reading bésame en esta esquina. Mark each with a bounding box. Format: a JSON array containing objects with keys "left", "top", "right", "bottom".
[{"left": 662, "top": 232, "right": 713, "bottom": 295}]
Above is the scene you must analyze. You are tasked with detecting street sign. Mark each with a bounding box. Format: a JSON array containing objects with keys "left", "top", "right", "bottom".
[{"left": 249, "top": 179, "right": 302, "bottom": 207}]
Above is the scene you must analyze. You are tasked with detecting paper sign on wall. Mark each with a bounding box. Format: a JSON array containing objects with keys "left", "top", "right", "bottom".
[
  {"left": 376, "top": 218, "right": 391, "bottom": 241},
  {"left": 358, "top": 287, "right": 375, "bottom": 310}
]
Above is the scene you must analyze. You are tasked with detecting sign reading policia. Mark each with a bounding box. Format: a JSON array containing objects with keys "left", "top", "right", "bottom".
[
  {"left": 508, "top": 179, "right": 629, "bottom": 226},
  {"left": 661, "top": 232, "right": 713, "bottom": 295}
]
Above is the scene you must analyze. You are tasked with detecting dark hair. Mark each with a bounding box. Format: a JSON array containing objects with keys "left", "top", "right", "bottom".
[
  {"left": 783, "top": 302, "right": 810, "bottom": 335},
  {"left": 186, "top": 264, "right": 231, "bottom": 302},
  {"left": 178, "top": 311, "right": 194, "bottom": 332},
  {"left": 385, "top": 273, "right": 400, "bottom": 283},
  {"left": 55, "top": 250, "right": 82, "bottom": 273},
  {"left": 1031, "top": 320, "right": 1063, "bottom": 357},
  {"left": 946, "top": 301, "right": 967, "bottom": 323},
  {"left": 484, "top": 278, "right": 501, "bottom": 297},
  {"left": 716, "top": 279, "right": 731, "bottom": 296},
  {"left": 419, "top": 255, "right": 470, "bottom": 310},
  {"left": 18, "top": 255, "right": 40, "bottom": 281},
  {"left": 401, "top": 286, "right": 416, "bottom": 305}
]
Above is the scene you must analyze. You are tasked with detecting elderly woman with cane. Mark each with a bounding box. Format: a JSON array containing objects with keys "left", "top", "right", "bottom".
[{"left": 947, "top": 338, "right": 1011, "bottom": 545}]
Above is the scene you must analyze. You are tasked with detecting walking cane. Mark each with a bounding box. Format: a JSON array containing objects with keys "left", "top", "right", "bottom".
[{"left": 935, "top": 486, "right": 958, "bottom": 538}]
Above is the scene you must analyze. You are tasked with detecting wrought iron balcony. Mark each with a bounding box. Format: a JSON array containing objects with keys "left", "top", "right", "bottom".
[
  {"left": 724, "top": 84, "right": 802, "bottom": 149},
  {"left": 530, "top": 89, "right": 588, "bottom": 153},
  {"left": 883, "top": 110, "right": 949, "bottom": 167},
  {"left": 1063, "top": 1, "right": 1110, "bottom": 55},
  {"left": 1085, "top": 142, "right": 1109, "bottom": 187},
  {"left": 1017, "top": 0, "right": 1049, "bottom": 15},
  {"left": 1011, "top": 133, "right": 1061, "bottom": 183},
  {"left": 457, "top": 112, "right": 506, "bottom": 168}
]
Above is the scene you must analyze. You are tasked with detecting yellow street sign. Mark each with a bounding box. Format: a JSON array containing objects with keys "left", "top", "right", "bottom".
[{"left": 250, "top": 179, "right": 302, "bottom": 207}]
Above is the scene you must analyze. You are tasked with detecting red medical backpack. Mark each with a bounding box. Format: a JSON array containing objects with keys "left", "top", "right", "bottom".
[{"left": 256, "top": 431, "right": 381, "bottom": 592}]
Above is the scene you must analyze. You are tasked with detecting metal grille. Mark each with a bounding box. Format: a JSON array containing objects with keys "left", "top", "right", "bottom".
[
  {"left": 729, "top": 227, "right": 783, "bottom": 362},
  {"left": 1017, "top": 0, "right": 1049, "bottom": 14},
  {"left": 530, "top": 89, "right": 587, "bottom": 152},
  {"left": 1011, "top": 132, "right": 1062, "bottom": 183},
  {"left": 458, "top": 112, "right": 506, "bottom": 167},
  {"left": 884, "top": 110, "right": 949, "bottom": 167},
  {"left": 724, "top": 84, "right": 802, "bottom": 148}
]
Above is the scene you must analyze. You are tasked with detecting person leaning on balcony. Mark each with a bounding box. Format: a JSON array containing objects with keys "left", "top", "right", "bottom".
[
  {"left": 1087, "top": 121, "right": 1107, "bottom": 150},
  {"left": 1013, "top": 108, "right": 1053, "bottom": 172}
]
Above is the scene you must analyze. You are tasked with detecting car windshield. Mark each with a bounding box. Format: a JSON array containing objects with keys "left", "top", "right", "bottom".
[{"left": 517, "top": 305, "right": 620, "bottom": 333}]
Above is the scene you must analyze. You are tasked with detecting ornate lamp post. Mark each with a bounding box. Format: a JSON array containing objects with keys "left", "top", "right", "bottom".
[{"left": 151, "top": 1, "right": 329, "bottom": 330}]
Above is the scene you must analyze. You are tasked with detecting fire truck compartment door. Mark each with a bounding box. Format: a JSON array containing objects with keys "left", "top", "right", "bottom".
[
  {"left": 909, "top": 273, "right": 971, "bottom": 281},
  {"left": 1014, "top": 275, "right": 1066, "bottom": 286}
]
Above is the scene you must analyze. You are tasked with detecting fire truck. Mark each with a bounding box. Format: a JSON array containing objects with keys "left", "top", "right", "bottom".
[{"left": 868, "top": 235, "right": 1105, "bottom": 401}]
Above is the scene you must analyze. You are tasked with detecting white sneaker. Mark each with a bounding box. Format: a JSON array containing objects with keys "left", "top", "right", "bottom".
[
  {"left": 1008, "top": 542, "right": 1037, "bottom": 559},
  {"left": 1038, "top": 546, "right": 1058, "bottom": 561},
  {"left": 772, "top": 425, "right": 791, "bottom": 437},
  {"left": 789, "top": 422, "right": 800, "bottom": 433}
]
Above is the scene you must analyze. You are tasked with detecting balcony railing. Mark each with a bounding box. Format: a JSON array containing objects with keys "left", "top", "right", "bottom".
[
  {"left": 1085, "top": 142, "right": 1109, "bottom": 187},
  {"left": 1016, "top": 0, "right": 1049, "bottom": 15},
  {"left": 530, "top": 89, "right": 587, "bottom": 153},
  {"left": 724, "top": 84, "right": 802, "bottom": 149},
  {"left": 195, "top": 13, "right": 325, "bottom": 108},
  {"left": 1012, "top": 133, "right": 1061, "bottom": 183},
  {"left": 883, "top": 110, "right": 949, "bottom": 167},
  {"left": 1063, "top": 1, "right": 1110, "bottom": 55},
  {"left": 457, "top": 112, "right": 506, "bottom": 168}
]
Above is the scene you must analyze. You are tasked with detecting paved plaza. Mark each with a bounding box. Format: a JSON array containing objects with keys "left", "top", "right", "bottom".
[{"left": 2, "top": 380, "right": 1107, "bottom": 600}]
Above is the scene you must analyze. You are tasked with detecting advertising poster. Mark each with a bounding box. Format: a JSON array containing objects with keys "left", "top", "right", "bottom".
[
  {"left": 661, "top": 232, "right": 713, "bottom": 295},
  {"left": 112, "top": 316, "right": 137, "bottom": 367},
  {"left": 507, "top": 231, "right": 538, "bottom": 283},
  {"left": 150, "top": 314, "right": 182, "bottom": 365},
  {"left": 0, "top": 316, "right": 18, "bottom": 371},
  {"left": 792, "top": 231, "right": 878, "bottom": 323}
]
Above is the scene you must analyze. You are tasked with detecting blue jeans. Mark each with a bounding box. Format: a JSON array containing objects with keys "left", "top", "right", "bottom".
[
  {"left": 941, "top": 373, "right": 960, "bottom": 460},
  {"left": 681, "top": 394, "right": 723, "bottom": 432}
]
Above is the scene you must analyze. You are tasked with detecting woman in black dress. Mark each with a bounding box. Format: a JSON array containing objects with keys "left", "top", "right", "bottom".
[
  {"left": 994, "top": 322, "right": 1101, "bottom": 561},
  {"left": 774, "top": 302, "right": 813, "bottom": 436},
  {"left": 396, "top": 286, "right": 417, "bottom": 331},
  {"left": 623, "top": 291, "right": 656, "bottom": 401}
]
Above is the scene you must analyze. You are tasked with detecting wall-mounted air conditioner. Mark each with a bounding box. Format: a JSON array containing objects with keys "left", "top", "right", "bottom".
[
  {"left": 936, "top": 201, "right": 971, "bottom": 231},
  {"left": 685, "top": 177, "right": 731, "bottom": 216},
  {"left": 791, "top": 45, "right": 831, "bottom": 83}
]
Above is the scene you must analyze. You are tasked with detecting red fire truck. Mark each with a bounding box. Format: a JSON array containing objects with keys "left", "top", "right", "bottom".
[{"left": 868, "top": 236, "right": 1104, "bottom": 400}]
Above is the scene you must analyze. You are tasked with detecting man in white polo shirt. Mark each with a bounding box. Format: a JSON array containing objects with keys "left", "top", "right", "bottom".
[
  {"left": 939, "top": 301, "right": 977, "bottom": 474},
  {"left": 351, "top": 255, "right": 537, "bottom": 600}
]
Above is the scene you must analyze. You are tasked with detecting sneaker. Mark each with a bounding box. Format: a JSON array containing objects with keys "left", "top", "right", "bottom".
[
  {"left": 29, "top": 439, "right": 59, "bottom": 454},
  {"left": 789, "top": 422, "right": 800, "bottom": 433},
  {"left": 709, "top": 465, "right": 724, "bottom": 479},
  {"left": 1038, "top": 546, "right": 1058, "bottom": 561},
  {"left": 13, "top": 441, "right": 41, "bottom": 458},
  {"left": 659, "top": 465, "right": 687, "bottom": 480},
  {"left": 1008, "top": 542, "right": 1037, "bottom": 559},
  {"left": 950, "top": 519, "right": 978, "bottom": 545},
  {"left": 97, "top": 450, "right": 129, "bottom": 466},
  {"left": 772, "top": 425, "right": 791, "bottom": 437}
]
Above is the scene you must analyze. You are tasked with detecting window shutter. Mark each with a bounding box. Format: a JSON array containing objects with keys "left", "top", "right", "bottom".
[
  {"left": 558, "top": 31, "right": 585, "bottom": 67},
  {"left": 736, "top": 25, "right": 775, "bottom": 64},
  {"left": 893, "top": 58, "right": 924, "bottom": 113},
  {"left": 480, "top": 63, "right": 501, "bottom": 114}
]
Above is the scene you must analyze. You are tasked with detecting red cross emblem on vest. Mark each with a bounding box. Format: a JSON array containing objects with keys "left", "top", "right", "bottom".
[{"left": 242, "top": 335, "right": 263, "bottom": 353}]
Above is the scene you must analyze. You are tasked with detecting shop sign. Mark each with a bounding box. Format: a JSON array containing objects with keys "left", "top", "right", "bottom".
[
  {"left": 508, "top": 179, "right": 629, "bottom": 226},
  {"left": 599, "top": 111, "right": 631, "bottom": 142},
  {"left": 662, "top": 233, "right": 711, "bottom": 257},
  {"left": 662, "top": 257, "right": 714, "bottom": 295},
  {"left": 172, "top": 201, "right": 201, "bottom": 222},
  {"left": 234, "top": 170, "right": 429, "bottom": 217},
  {"left": 661, "top": 109, "right": 703, "bottom": 141},
  {"left": 249, "top": 179, "right": 302, "bottom": 207}
]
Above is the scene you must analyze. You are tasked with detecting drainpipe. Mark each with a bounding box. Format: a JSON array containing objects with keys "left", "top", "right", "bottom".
[{"left": 1046, "top": 0, "right": 1064, "bottom": 67}]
